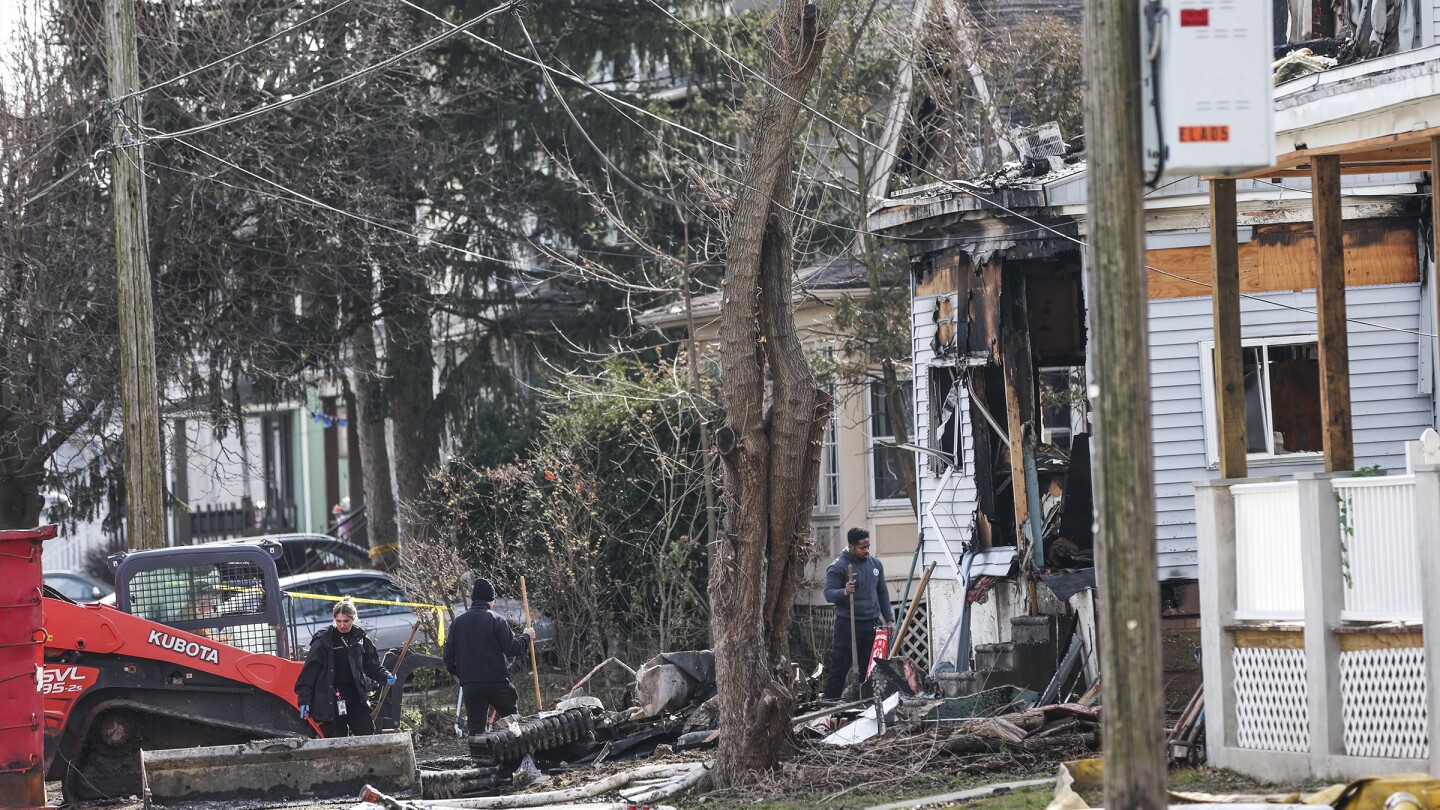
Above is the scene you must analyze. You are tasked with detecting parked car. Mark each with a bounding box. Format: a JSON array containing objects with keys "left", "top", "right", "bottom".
[
  {"left": 44, "top": 571, "right": 114, "bottom": 603},
  {"left": 279, "top": 569, "right": 558, "bottom": 656},
  {"left": 194, "top": 533, "right": 371, "bottom": 577}
]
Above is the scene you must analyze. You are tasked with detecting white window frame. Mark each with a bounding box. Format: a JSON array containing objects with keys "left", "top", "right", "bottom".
[
  {"left": 1197, "top": 334, "right": 1326, "bottom": 467},
  {"left": 813, "top": 382, "right": 840, "bottom": 514},
  {"left": 867, "top": 377, "right": 914, "bottom": 509}
]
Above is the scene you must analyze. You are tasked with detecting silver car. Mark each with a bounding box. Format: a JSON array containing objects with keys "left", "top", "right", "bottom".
[{"left": 279, "top": 569, "right": 556, "bottom": 656}]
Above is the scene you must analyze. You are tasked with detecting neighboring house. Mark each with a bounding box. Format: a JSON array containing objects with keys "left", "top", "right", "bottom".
[
  {"left": 165, "top": 388, "right": 365, "bottom": 548},
  {"left": 639, "top": 257, "right": 927, "bottom": 666},
  {"left": 867, "top": 41, "right": 1440, "bottom": 705}
]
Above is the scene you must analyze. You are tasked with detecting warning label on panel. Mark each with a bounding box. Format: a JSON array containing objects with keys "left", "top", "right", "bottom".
[
  {"left": 1179, "top": 126, "right": 1230, "bottom": 143},
  {"left": 1180, "top": 8, "right": 1210, "bottom": 26}
]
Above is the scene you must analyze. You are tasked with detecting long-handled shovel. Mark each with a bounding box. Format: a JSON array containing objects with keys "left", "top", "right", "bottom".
[
  {"left": 372, "top": 620, "right": 421, "bottom": 722},
  {"left": 847, "top": 564, "right": 859, "bottom": 699},
  {"left": 520, "top": 576, "right": 543, "bottom": 711}
]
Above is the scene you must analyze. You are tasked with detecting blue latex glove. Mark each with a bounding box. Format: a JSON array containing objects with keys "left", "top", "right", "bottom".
[
  {"left": 386, "top": 675, "right": 397, "bottom": 686},
  {"left": 299, "top": 704, "right": 309, "bottom": 720}
]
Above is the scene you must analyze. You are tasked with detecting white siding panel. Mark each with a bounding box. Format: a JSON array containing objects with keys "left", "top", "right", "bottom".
[
  {"left": 913, "top": 294, "right": 977, "bottom": 581},
  {"left": 1148, "top": 282, "right": 1433, "bottom": 581}
]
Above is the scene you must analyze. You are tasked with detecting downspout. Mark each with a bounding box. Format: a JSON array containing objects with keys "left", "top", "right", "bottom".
[{"left": 1023, "top": 427, "right": 1045, "bottom": 568}]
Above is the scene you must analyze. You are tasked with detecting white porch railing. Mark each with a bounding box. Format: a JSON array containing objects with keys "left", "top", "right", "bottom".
[
  {"left": 1197, "top": 466, "right": 1440, "bottom": 783},
  {"left": 1232, "top": 480, "right": 1303, "bottom": 620},
  {"left": 1333, "top": 475, "right": 1422, "bottom": 622}
]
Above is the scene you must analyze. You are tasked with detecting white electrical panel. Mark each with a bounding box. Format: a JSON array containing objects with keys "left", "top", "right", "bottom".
[{"left": 1141, "top": 0, "right": 1275, "bottom": 177}]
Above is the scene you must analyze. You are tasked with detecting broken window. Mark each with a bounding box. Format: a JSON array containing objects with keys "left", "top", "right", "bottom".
[
  {"left": 928, "top": 366, "right": 961, "bottom": 475},
  {"left": 1039, "top": 367, "right": 1085, "bottom": 453},
  {"left": 869, "top": 379, "right": 914, "bottom": 505},
  {"left": 1202, "top": 337, "right": 1323, "bottom": 463}
]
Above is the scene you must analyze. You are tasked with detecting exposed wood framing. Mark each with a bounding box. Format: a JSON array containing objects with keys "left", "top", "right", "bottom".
[
  {"left": 1231, "top": 627, "right": 1305, "bottom": 649},
  {"left": 1146, "top": 219, "right": 1420, "bottom": 300},
  {"left": 1334, "top": 630, "right": 1425, "bottom": 651},
  {"left": 1209, "top": 180, "right": 1247, "bottom": 479},
  {"left": 1000, "top": 264, "right": 1038, "bottom": 570},
  {"left": 1311, "top": 156, "right": 1354, "bottom": 472}
]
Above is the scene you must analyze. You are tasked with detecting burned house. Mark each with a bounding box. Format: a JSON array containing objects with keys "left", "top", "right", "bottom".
[{"left": 869, "top": 141, "right": 1437, "bottom": 693}]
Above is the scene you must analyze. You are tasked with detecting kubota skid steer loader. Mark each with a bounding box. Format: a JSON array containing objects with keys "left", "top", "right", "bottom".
[{"left": 36, "top": 540, "right": 429, "bottom": 804}]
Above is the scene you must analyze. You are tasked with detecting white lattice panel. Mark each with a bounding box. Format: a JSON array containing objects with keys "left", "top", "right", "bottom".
[
  {"left": 1334, "top": 476, "right": 1422, "bottom": 622},
  {"left": 1233, "top": 481, "right": 1303, "bottom": 619},
  {"left": 1339, "top": 647, "right": 1429, "bottom": 759},
  {"left": 1234, "top": 647, "right": 1310, "bottom": 752}
]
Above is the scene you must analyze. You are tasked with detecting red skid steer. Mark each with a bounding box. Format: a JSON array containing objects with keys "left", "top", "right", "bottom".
[{"left": 1, "top": 527, "right": 425, "bottom": 807}]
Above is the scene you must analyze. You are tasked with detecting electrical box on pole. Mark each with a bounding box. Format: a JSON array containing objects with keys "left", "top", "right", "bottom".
[{"left": 1141, "top": 0, "right": 1275, "bottom": 178}]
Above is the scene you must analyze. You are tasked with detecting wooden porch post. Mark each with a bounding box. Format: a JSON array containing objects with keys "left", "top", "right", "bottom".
[
  {"left": 1210, "top": 179, "right": 1247, "bottom": 479},
  {"left": 1311, "top": 156, "right": 1354, "bottom": 472},
  {"left": 1431, "top": 137, "right": 1440, "bottom": 370}
]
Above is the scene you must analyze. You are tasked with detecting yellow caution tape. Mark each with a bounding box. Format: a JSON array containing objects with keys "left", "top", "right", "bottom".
[
  {"left": 284, "top": 589, "right": 449, "bottom": 648},
  {"left": 367, "top": 542, "right": 399, "bottom": 559}
]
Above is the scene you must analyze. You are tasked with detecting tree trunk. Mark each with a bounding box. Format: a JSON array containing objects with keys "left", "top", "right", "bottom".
[
  {"left": 711, "top": 0, "right": 830, "bottom": 786},
  {"left": 349, "top": 314, "right": 400, "bottom": 570},
  {"left": 382, "top": 271, "right": 441, "bottom": 557}
]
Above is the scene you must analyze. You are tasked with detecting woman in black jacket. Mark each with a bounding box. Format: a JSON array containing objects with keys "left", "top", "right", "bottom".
[{"left": 294, "top": 596, "right": 395, "bottom": 737}]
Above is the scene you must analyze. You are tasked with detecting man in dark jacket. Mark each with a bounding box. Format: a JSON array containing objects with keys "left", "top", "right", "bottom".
[
  {"left": 294, "top": 596, "right": 395, "bottom": 737},
  {"left": 444, "top": 578, "right": 535, "bottom": 734},
  {"left": 822, "top": 527, "right": 894, "bottom": 699}
]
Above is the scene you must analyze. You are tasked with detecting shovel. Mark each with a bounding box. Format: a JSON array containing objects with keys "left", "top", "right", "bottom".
[{"left": 847, "top": 564, "right": 859, "bottom": 699}]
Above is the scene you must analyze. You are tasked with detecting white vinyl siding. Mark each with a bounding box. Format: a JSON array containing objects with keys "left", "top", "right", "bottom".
[
  {"left": 912, "top": 292, "right": 976, "bottom": 580},
  {"left": 1147, "top": 282, "right": 1433, "bottom": 580}
]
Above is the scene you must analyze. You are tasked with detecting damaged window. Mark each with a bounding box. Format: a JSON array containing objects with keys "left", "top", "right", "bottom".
[
  {"left": 1201, "top": 336, "right": 1323, "bottom": 463},
  {"left": 928, "top": 367, "right": 961, "bottom": 475},
  {"left": 1039, "top": 367, "right": 1085, "bottom": 453}
]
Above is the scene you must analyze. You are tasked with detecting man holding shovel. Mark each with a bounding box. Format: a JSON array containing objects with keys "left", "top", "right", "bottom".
[
  {"left": 444, "top": 578, "right": 536, "bottom": 734},
  {"left": 822, "top": 528, "right": 893, "bottom": 700}
]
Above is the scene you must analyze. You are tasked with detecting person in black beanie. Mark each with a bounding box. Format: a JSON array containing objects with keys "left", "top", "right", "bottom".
[
  {"left": 444, "top": 578, "right": 535, "bottom": 734},
  {"left": 294, "top": 596, "right": 395, "bottom": 736}
]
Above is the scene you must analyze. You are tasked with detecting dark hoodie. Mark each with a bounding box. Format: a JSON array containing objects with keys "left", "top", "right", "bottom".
[
  {"left": 294, "top": 624, "right": 391, "bottom": 722},
  {"left": 823, "top": 549, "right": 893, "bottom": 624},
  {"left": 443, "top": 580, "right": 532, "bottom": 684}
]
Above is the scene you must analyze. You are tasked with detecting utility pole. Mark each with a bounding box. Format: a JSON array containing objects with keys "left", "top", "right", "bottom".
[
  {"left": 105, "top": 0, "right": 166, "bottom": 550},
  {"left": 1082, "top": 0, "right": 1166, "bottom": 807}
]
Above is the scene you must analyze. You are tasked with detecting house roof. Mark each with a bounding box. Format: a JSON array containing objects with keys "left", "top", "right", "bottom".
[{"left": 636, "top": 254, "right": 875, "bottom": 329}]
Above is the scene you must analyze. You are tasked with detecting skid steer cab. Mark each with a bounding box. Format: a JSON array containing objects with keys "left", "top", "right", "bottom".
[{"left": 40, "top": 541, "right": 435, "bottom": 803}]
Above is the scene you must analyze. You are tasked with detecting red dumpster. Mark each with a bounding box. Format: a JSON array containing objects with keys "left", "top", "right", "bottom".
[{"left": 0, "top": 525, "right": 56, "bottom": 809}]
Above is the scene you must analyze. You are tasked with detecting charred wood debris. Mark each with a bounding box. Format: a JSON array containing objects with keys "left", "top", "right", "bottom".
[{"left": 359, "top": 638, "right": 1215, "bottom": 808}]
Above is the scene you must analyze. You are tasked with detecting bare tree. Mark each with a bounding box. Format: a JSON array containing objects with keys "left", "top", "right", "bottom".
[
  {"left": 0, "top": 8, "right": 121, "bottom": 530},
  {"left": 709, "top": 0, "right": 833, "bottom": 784}
]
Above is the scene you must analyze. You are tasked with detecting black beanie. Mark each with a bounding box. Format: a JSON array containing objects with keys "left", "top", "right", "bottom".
[{"left": 472, "top": 578, "right": 496, "bottom": 604}]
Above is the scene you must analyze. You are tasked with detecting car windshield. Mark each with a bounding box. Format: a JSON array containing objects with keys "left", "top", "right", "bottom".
[{"left": 281, "top": 539, "right": 370, "bottom": 576}]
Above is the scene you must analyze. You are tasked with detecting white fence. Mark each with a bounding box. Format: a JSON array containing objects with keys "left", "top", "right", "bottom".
[
  {"left": 1333, "top": 475, "right": 1423, "bottom": 622},
  {"left": 1233, "top": 480, "right": 1303, "bottom": 620}
]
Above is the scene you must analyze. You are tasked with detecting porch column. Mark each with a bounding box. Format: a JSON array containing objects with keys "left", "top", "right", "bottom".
[
  {"left": 1416, "top": 464, "right": 1440, "bottom": 778},
  {"left": 1430, "top": 137, "right": 1440, "bottom": 371},
  {"left": 1296, "top": 472, "right": 1345, "bottom": 774},
  {"left": 1195, "top": 479, "right": 1239, "bottom": 769},
  {"left": 1310, "top": 156, "right": 1354, "bottom": 471},
  {"left": 1209, "top": 179, "right": 1247, "bottom": 479}
]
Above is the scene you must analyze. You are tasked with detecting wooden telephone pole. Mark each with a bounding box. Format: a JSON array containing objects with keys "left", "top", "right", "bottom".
[
  {"left": 1082, "top": 0, "right": 1167, "bottom": 807},
  {"left": 105, "top": 0, "right": 166, "bottom": 549}
]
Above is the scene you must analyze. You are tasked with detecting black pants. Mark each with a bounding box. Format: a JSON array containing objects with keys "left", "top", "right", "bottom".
[
  {"left": 823, "top": 615, "right": 878, "bottom": 700},
  {"left": 321, "top": 689, "right": 375, "bottom": 737},
  {"left": 463, "top": 681, "right": 519, "bottom": 735}
]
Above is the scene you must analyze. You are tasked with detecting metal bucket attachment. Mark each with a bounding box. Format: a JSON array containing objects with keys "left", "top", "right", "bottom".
[{"left": 142, "top": 732, "right": 415, "bottom": 807}]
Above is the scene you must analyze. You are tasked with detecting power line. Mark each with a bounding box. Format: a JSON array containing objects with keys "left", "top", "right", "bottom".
[
  {"left": 132, "top": 0, "right": 518, "bottom": 145},
  {"left": 122, "top": 0, "right": 360, "bottom": 101},
  {"left": 389, "top": 0, "right": 737, "bottom": 154},
  {"left": 643, "top": 0, "right": 1438, "bottom": 339}
]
